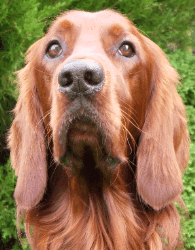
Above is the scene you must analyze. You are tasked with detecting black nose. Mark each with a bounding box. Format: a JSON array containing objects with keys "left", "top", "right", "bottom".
[{"left": 58, "top": 59, "right": 104, "bottom": 98}]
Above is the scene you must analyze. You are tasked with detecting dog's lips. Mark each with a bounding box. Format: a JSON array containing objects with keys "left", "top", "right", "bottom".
[
  {"left": 59, "top": 116, "right": 121, "bottom": 173},
  {"left": 65, "top": 118, "right": 104, "bottom": 164},
  {"left": 68, "top": 120, "right": 101, "bottom": 148}
]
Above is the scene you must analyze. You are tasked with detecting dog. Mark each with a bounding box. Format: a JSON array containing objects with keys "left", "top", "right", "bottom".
[{"left": 8, "top": 10, "right": 189, "bottom": 249}]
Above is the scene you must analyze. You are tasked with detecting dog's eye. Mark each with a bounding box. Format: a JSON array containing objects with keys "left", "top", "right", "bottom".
[
  {"left": 46, "top": 42, "right": 62, "bottom": 58},
  {"left": 118, "top": 42, "right": 135, "bottom": 57}
]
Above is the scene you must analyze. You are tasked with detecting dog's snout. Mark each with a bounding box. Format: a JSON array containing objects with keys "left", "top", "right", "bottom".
[{"left": 58, "top": 59, "right": 104, "bottom": 98}]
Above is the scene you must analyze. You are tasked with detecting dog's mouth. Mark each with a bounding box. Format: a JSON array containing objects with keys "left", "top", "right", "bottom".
[{"left": 59, "top": 115, "right": 121, "bottom": 178}]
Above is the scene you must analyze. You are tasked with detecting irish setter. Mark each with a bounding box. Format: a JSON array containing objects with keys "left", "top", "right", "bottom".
[{"left": 8, "top": 10, "right": 189, "bottom": 250}]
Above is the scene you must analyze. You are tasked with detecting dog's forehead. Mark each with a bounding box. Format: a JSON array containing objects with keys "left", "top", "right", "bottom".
[
  {"left": 51, "top": 10, "right": 132, "bottom": 34},
  {"left": 65, "top": 10, "right": 128, "bottom": 24}
]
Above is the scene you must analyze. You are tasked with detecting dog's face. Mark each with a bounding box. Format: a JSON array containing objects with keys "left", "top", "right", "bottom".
[
  {"left": 31, "top": 10, "right": 151, "bottom": 176},
  {"left": 9, "top": 10, "right": 189, "bottom": 215}
]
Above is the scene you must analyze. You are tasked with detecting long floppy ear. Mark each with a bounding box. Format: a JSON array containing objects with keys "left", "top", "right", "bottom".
[
  {"left": 8, "top": 41, "right": 47, "bottom": 210},
  {"left": 136, "top": 37, "right": 190, "bottom": 210}
]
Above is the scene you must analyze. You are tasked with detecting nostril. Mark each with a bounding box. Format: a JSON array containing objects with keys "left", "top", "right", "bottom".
[
  {"left": 64, "top": 72, "right": 73, "bottom": 87},
  {"left": 84, "top": 68, "right": 104, "bottom": 86},
  {"left": 60, "top": 72, "right": 73, "bottom": 87},
  {"left": 84, "top": 71, "right": 94, "bottom": 85}
]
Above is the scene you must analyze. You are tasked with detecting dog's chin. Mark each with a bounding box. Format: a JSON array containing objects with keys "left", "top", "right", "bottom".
[{"left": 59, "top": 115, "right": 121, "bottom": 179}]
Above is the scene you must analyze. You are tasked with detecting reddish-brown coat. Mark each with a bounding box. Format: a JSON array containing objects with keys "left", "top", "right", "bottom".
[{"left": 8, "top": 10, "right": 189, "bottom": 250}]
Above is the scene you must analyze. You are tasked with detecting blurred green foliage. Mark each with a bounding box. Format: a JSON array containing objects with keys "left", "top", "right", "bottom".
[
  {"left": 169, "top": 55, "right": 195, "bottom": 250},
  {"left": 0, "top": 0, "right": 194, "bottom": 249}
]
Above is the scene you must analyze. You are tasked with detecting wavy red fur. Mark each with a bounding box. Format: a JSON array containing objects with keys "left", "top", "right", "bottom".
[{"left": 8, "top": 10, "right": 190, "bottom": 250}]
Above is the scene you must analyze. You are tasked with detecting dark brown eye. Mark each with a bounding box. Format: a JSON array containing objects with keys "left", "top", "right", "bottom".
[
  {"left": 118, "top": 42, "right": 135, "bottom": 57},
  {"left": 47, "top": 43, "right": 62, "bottom": 58}
]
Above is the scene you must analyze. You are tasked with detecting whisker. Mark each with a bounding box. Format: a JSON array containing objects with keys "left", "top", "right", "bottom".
[
  {"left": 121, "top": 122, "right": 136, "bottom": 150},
  {"left": 36, "top": 110, "right": 51, "bottom": 127},
  {"left": 34, "top": 67, "right": 52, "bottom": 76},
  {"left": 120, "top": 109, "right": 139, "bottom": 129}
]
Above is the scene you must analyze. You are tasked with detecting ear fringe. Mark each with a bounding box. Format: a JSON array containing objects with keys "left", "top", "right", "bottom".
[
  {"left": 8, "top": 60, "right": 47, "bottom": 210},
  {"left": 136, "top": 37, "right": 190, "bottom": 210}
]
